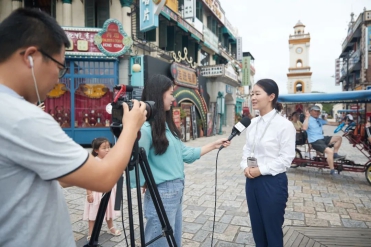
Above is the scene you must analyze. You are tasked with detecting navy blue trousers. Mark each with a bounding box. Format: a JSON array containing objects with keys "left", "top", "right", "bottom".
[{"left": 245, "top": 172, "right": 288, "bottom": 247}]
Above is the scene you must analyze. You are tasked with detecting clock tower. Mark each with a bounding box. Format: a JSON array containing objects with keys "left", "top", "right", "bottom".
[{"left": 287, "top": 20, "right": 312, "bottom": 94}]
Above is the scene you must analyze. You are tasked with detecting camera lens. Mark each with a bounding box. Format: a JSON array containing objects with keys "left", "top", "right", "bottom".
[{"left": 144, "top": 101, "right": 155, "bottom": 120}]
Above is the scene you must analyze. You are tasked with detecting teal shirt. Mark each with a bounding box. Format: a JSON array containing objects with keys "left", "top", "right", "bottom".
[{"left": 130, "top": 122, "right": 201, "bottom": 187}]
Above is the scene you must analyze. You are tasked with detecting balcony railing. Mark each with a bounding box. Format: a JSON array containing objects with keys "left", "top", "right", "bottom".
[
  {"left": 289, "top": 34, "right": 310, "bottom": 39},
  {"left": 200, "top": 64, "right": 239, "bottom": 86}
]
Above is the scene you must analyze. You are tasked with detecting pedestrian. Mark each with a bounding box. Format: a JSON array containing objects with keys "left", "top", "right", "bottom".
[
  {"left": 240, "top": 79, "right": 296, "bottom": 247},
  {"left": 135, "top": 74, "right": 230, "bottom": 247},
  {"left": 83, "top": 137, "right": 122, "bottom": 242},
  {"left": 0, "top": 8, "right": 146, "bottom": 247}
]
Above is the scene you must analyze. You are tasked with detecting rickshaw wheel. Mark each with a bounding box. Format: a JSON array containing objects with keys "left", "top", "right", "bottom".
[
  {"left": 291, "top": 149, "right": 302, "bottom": 168},
  {"left": 365, "top": 163, "right": 371, "bottom": 185}
]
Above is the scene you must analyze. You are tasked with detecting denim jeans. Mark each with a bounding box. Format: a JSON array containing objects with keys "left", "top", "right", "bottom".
[{"left": 144, "top": 179, "right": 184, "bottom": 247}]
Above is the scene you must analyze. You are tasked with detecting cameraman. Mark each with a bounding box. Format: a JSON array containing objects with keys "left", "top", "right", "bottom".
[{"left": 0, "top": 8, "right": 147, "bottom": 247}]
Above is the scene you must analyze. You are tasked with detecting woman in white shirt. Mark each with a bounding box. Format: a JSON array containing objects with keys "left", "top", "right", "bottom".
[{"left": 240, "top": 79, "right": 296, "bottom": 247}]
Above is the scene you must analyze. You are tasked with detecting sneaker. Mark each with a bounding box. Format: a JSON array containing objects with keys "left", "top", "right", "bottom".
[
  {"left": 333, "top": 153, "right": 345, "bottom": 160},
  {"left": 330, "top": 169, "right": 338, "bottom": 175}
]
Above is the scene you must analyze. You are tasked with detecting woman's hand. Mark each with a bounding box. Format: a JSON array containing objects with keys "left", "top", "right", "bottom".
[
  {"left": 244, "top": 167, "right": 261, "bottom": 179},
  {"left": 214, "top": 138, "right": 231, "bottom": 149},
  {"left": 87, "top": 194, "right": 94, "bottom": 203},
  {"left": 250, "top": 167, "right": 261, "bottom": 178}
]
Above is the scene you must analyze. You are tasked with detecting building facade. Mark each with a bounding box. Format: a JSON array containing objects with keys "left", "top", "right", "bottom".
[
  {"left": 337, "top": 9, "right": 371, "bottom": 92},
  {"left": 0, "top": 0, "right": 246, "bottom": 143},
  {"left": 287, "top": 21, "right": 312, "bottom": 94}
]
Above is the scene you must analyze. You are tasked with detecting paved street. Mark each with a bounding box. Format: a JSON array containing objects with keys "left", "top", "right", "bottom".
[{"left": 66, "top": 125, "right": 371, "bottom": 246}]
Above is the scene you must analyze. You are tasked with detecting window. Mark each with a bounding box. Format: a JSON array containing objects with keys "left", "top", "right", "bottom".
[
  {"left": 296, "top": 59, "right": 303, "bottom": 67},
  {"left": 24, "top": 0, "right": 56, "bottom": 18},
  {"left": 295, "top": 82, "right": 304, "bottom": 93},
  {"left": 85, "top": 0, "right": 110, "bottom": 27},
  {"left": 196, "top": 1, "right": 203, "bottom": 20}
]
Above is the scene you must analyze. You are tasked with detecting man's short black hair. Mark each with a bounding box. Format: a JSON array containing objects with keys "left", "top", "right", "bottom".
[{"left": 0, "top": 8, "right": 70, "bottom": 63}]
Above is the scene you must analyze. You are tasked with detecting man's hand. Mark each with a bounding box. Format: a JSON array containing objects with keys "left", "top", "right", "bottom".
[
  {"left": 244, "top": 167, "right": 254, "bottom": 179},
  {"left": 305, "top": 110, "right": 310, "bottom": 119}
]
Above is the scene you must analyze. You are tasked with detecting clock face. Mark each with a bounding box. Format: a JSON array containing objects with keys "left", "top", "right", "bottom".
[{"left": 296, "top": 47, "right": 303, "bottom": 54}]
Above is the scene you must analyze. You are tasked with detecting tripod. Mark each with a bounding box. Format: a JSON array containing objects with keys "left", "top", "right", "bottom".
[{"left": 84, "top": 139, "right": 177, "bottom": 247}]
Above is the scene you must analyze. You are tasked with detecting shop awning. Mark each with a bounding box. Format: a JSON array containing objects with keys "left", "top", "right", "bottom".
[
  {"left": 278, "top": 90, "right": 371, "bottom": 104},
  {"left": 222, "top": 27, "right": 236, "bottom": 42}
]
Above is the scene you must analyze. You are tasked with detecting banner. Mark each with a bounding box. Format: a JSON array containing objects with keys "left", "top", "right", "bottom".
[{"left": 236, "top": 37, "right": 243, "bottom": 61}]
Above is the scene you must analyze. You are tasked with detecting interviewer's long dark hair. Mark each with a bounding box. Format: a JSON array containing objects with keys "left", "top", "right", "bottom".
[{"left": 141, "top": 74, "right": 181, "bottom": 155}]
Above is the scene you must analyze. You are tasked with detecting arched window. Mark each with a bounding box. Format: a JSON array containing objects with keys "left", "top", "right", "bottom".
[
  {"left": 295, "top": 81, "right": 304, "bottom": 93},
  {"left": 296, "top": 59, "right": 303, "bottom": 67},
  {"left": 24, "top": 0, "right": 56, "bottom": 18}
]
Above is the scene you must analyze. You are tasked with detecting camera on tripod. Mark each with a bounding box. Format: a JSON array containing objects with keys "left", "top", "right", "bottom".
[{"left": 110, "top": 85, "right": 155, "bottom": 138}]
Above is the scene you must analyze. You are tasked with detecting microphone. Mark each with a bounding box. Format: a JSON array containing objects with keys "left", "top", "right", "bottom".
[{"left": 219, "top": 117, "right": 251, "bottom": 150}]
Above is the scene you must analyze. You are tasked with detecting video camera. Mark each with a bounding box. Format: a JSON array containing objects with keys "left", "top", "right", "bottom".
[{"left": 110, "top": 85, "right": 155, "bottom": 138}]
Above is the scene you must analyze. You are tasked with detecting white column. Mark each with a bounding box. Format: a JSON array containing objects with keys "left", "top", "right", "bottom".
[
  {"left": 12, "top": 0, "right": 22, "bottom": 10},
  {"left": 62, "top": 3, "right": 72, "bottom": 26},
  {"left": 119, "top": 6, "right": 132, "bottom": 85}
]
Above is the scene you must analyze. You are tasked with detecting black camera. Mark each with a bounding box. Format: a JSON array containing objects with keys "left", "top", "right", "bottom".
[{"left": 110, "top": 85, "right": 155, "bottom": 138}]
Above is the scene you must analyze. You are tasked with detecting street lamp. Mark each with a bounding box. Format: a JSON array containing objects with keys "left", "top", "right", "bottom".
[{"left": 217, "top": 91, "right": 225, "bottom": 135}]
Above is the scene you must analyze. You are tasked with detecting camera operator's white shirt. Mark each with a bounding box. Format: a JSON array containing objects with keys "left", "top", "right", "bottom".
[
  {"left": 0, "top": 84, "right": 88, "bottom": 247},
  {"left": 240, "top": 109, "right": 296, "bottom": 176}
]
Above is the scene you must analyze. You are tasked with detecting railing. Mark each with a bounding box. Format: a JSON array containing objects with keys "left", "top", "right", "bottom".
[{"left": 289, "top": 34, "right": 310, "bottom": 39}]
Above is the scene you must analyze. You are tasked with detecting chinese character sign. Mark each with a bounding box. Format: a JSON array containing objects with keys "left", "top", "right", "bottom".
[
  {"left": 236, "top": 37, "right": 242, "bottom": 61},
  {"left": 242, "top": 56, "right": 250, "bottom": 86},
  {"left": 140, "top": 0, "right": 159, "bottom": 32},
  {"left": 184, "top": 0, "right": 195, "bottom": 19}
]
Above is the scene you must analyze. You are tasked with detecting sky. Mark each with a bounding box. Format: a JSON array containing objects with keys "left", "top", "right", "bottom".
[{"left": 220, "top": 0, "right": 369, "bottom": 94}]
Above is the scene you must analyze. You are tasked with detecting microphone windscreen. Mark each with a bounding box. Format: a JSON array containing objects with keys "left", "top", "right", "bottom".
[{"left": 240, "top": 117, "right": 251, "bottom": 127}]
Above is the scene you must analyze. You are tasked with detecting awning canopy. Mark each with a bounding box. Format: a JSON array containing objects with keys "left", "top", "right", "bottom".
[
  {"left": 278, "top": 90, "right": 371, "bottom": 104},
  {"left": 337, "top": 109, "right": 365, "bottom": 113}
]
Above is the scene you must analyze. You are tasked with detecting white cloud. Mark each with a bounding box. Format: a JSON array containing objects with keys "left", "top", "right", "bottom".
[{"left": 220, "top": 0, "right": 369, "bottom": 94}]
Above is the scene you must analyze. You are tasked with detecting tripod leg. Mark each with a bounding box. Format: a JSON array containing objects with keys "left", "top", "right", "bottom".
[
  {"left": 84, "top": 191, "right": 111, "bottom": 247},
  {"left": 138, "top": 148, "right": 177, "bottom": 247},
  {"left": 134, "top": 162, "right": 146, "bottom": 247},
  {"left": 125, "top": 167, "right": 136, "bottom": 247}
]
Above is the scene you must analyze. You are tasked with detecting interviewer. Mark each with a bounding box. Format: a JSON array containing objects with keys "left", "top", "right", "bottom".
[{"left": 0, "top": 8, "right": 146, "bottom": 247}]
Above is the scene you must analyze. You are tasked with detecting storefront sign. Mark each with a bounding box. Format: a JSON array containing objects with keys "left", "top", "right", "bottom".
[
  {"left": 161, "top": 6, "right": 203, "bottom": 41},
  {"left": 166, "top": 0, "right": 178, "bottom": 14},
  {"left": 236, "top": 37, "right": 242, "bottom": 61},
  {"left": 172, "top": 107, "right": 181, "bottom": 128},
  {"left": 64, "top": 28, "right": 101, "bottom": 55},
  {"left": 140, "top": 0, "right": 159, "bottom": 32},
  {"left": 335, "top": 58, "right": 340, "bottom": 86},
  {"left": 242, "top": 56, "right": 250, "bottom": 86},
  {"left": 184, "top": 0, "right": 195, "bottom": 19},
  {"left": 171, "top": 63, "right": 198, "bottom": 89},
  {"left": 94, "top": 19, "right": 133, "bottom": 57},
  {"left": 200, "top": 65, "right": 223, "bottom": 77},
  {"left": 226, "top": 85, "right": 233, "bottom": 94},
  {"left": 202, "top": 0, "right": 224, "bottom": 24},
  {"left": 203, "top": 27, "right": 219, "bottom": 53}
]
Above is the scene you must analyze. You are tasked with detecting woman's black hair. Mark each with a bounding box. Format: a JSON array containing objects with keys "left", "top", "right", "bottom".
[
  {"left": 255, "top": 79, "right": 282, "bottom": 111},
  {"left": 141, "top": 74, "right": 181, "bottom": 155},
  {"left": 91, "top": 137, "right": 109, "bottom": 157}
]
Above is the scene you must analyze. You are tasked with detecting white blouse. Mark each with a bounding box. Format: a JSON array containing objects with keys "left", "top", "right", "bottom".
[{"left": 240, "top": 109, "right": 296, "bottom": 176}]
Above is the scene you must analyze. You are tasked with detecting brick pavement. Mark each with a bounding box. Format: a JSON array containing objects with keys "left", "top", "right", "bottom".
[{"left": 66, "top": 125, "right": 371, "bottom": 246}]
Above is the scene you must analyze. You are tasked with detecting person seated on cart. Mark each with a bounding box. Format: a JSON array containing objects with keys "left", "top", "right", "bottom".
[
  {"left": 292, "top": 112, "right": 307, "bottom": 146},
  {"left": 303, "top": 105, "right": 345, "bottom": 175},
  {"left": 291, "top": 112, "right": 303, "bottom": 132}
]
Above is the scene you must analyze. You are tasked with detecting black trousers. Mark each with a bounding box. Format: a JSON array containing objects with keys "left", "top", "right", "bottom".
[{"left": 245, "top": 172, "right": 288, "bottom": 247}]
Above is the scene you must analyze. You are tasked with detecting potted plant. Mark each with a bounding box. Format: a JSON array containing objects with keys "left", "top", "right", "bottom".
[{"left": 197, "top": 118, "right": 205, "bottom": 137}]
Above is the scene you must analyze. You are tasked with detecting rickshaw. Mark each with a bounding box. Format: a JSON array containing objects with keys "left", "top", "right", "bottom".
[{"left": 277, "top": 90, "right": 371, "bottom": 185}]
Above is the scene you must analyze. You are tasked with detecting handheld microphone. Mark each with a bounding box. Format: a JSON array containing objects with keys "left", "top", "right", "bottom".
[{"left": 219, "top": 117, "right": 251, "bottom": 150}]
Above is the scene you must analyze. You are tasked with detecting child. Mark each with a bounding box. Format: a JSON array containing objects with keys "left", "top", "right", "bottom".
[{"left": 83, "top": 137, "right": 121, "bottom": 241}]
